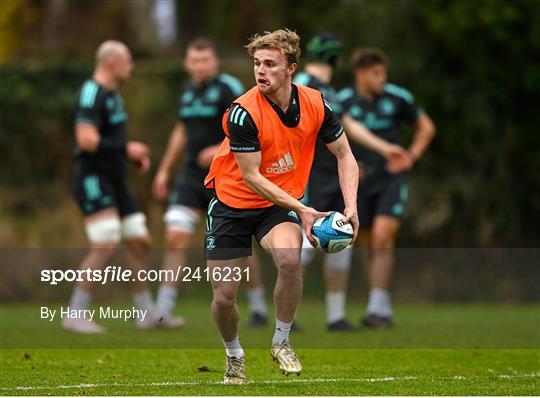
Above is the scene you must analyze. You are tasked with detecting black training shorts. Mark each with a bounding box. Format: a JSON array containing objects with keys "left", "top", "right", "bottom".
[{"left": 204, "top": 197, "right": 301, "bottom": 260}]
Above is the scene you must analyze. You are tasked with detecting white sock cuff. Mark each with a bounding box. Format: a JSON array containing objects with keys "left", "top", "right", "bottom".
[
  {"left": 248, "top": 285, "right": 265, "bottom": 295},
  {"left": 326, "top": 291, "right": 346, "bottom": 300},
  {"left": 223, "top": 336, "right": 244, "bottom": 358},
  {"left": 69, "top": 287, "right": 92, "bottom": 310},
  {"left": 367, "top": 288, "right": 392, "bottom": 316},
  {"left": 326, "top": 291, "right": 346, "bottom": 323},
  {"left": 247, "top": 285, "right": 268, "bottom": 315},
  {"left": 158, "top": 284, "right": 178, "bottom": 297},
  {"left": 133, "top": 290, "right": 153, "bottom": 311},
  {"left": 223, "top": 335, "right": 241, "bottom": 349},
  {"left": 370, "top": 288, "right": 390, "bottom": 300},
  {"left": 275, "top": 318, "right": 292, "bottom": 332}
]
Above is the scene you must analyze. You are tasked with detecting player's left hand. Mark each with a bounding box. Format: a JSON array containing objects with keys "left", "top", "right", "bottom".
[
  {"left": 197, "top": 145, "right": 219, "bottom": 168},
  {"left": 342, "top": 206, "right": 359, "bottom": 244}
]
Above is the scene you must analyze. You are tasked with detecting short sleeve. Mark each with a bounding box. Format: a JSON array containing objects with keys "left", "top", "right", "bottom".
[
  {"left": 227, "top": 104, "right": 260, "bottom": 152},
  {"left": 74, "top": 81, "right": 104, "bottom": 128},
  {"left": 400, "top": 98, "right": 421, "bottom": 124},
  {"left": 318, "top": 95, "right": 344, "bottom": 144},
  {"left": 322, "top": 87, "right": 343, "bottom": 119},
  {"left": 218, "top": 80, "right": 244, "bottom": 121},
  {"left": 218, "top": 74, "right": 245, "bottom": 105},
  {"left": 336, "top": 87, "right": 355, "bottom": 116},
  {"left": 384, "top": 83, "right": 421, "bottom": 124}
]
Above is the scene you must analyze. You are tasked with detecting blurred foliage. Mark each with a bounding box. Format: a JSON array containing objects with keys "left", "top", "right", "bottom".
[
  {"left": 1, "top": 0, "right": 539, "bottom": 247},
  {"left": 0, "top": 0, "right": 41, "bottom": 61}
]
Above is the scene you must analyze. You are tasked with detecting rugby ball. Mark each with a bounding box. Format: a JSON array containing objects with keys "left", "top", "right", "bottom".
[{"left": 311, "top": 211, "right": 353, "bottom": 253}]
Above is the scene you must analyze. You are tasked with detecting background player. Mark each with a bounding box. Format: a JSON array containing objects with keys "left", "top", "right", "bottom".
[
  {"left": 152, "top": 38, "right": 268, "bottom": 327},
  {"left": 294, "top": 33, "right": 411, "bottom": 331},
  {"left": 339, "top": 48, "right": 436, "bottom": 328},
  {"left": 204, "top": 29, "right": 359, "bottom": 383},
  {"left": 65, "top": 40, "right": 154, "bottom": 333}
]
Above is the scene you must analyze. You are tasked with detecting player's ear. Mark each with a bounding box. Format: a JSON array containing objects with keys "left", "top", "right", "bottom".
[{"left": 288, "top": 62, "right": 297, "bottom": 76}]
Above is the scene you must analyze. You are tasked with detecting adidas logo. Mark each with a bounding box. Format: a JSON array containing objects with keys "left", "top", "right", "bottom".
[{"left": 266, "top": 152, "right": 297, "bottom": 174}]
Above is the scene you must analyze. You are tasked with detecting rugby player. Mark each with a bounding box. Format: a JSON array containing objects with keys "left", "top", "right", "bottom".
[
  {"left": 294, "top": 33, "right": 411, "bottom": 331},
  {"left": 152, "top": 38, "right": 268, "bottom": 328},
  {"left": 339, "top": 48, "right": 436, "bottom": 328},
  {"left": 65, "top": 41, "right": 153, "bottom": 333},
  {"left": 204, "top": 29, "right": 359, "bottom": 384}
]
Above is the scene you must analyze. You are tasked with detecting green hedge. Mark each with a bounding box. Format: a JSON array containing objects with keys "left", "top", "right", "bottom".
[{"left": 0, "top": 56, "right": 538, "bottom": 247}]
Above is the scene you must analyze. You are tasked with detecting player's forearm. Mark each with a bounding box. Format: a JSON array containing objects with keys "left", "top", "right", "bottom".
[
  {"left": 337, "top": 152, "right": 359, "bottom": 210},
  {"left": 242, "top": 171, "right": 306, "bottom": 213},
  {"left": 342, "top": 115, "right": 389, "bottom": 156},
  {"left": 409, "top": 116, "right": 436, "bottom": 160},
  {"left": 157, "top": 128, "right": 186, "bottom": 174}
]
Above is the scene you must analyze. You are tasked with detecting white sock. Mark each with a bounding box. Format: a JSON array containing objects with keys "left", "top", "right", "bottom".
[
  {"left": 247, "top": 286, "right": 268, "bottom": 316},
  {"left": 366, "top": 288, "right": 392, "bottom": 317},
  {"left": 272, "top": 318, "right": 292, "bottom": 346},
  {"left": 133, "top": 290, "right": 154, "bottom": 312},
  {"left": 69, "top": 287, "right": 91, "bottom": 311},
  {"left": 223, "top": 335, "right": 245, "bottom": 358},
  {"left": 155, "top": 285, "right": 177, "bottom": 316},
  {"left": 326, "top": 291, "right": 346, "bottom": 324}
]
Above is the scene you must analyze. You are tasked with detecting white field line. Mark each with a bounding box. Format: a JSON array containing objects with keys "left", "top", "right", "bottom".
[{"left": 1, "top": 373, "right": 539, "bottom": 392}]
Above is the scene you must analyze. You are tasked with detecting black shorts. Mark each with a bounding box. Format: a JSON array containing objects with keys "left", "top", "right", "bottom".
[
  {"left": 169, "top": 177, "right": 214, "bottom": 210},
  {"left": 304, "top": 171, "right": 344, "bottom": 212},
  {"left": 358, "top": 175, "right": 408, "bottom": 228},
  {"left": 169, "top": 165, "right": 213, "bottom": 210},
  {"left": 73, "top": 171, "right": 139, "bottom": 217},
  {"left": 204, "top": 197, "right": 301, "bottom": 260}
]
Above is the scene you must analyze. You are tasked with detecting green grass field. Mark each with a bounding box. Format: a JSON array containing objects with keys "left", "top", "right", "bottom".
[{"left": 1, "top": 300, "right": 539, "bottom": 395}]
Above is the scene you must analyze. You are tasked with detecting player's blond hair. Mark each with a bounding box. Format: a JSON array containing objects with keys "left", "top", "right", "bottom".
[{"left": 246, "top": 29, "right": 301, "bottom": 65}]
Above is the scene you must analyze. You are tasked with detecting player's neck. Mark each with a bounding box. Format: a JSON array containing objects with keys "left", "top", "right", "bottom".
[
  {"left": 192, "top": 72, "right": 218, "bottom": 88},
  {"left": 266, "top": 82, "right": 292, "bottom": 113},
  {"left": 356, "top": 82, "right": 374, "bottom": 102},
  {"left": 305, "top": 63, "right": 332, "bottom": 85},
  {"left": 93, "top": 69, "right": 119, "bottom": 91}
]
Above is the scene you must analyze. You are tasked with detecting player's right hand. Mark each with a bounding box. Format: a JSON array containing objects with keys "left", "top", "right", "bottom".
[
  {"left": 153, "top": 170, "right": 169, "bottom": 200},
  {"left": 384, "top": 144, "right": 412, "bottom": 173},
  {"left": 127, "top": 141, "right": 150, "bottom": 161},
  {"left": 298, "top": 206, "right": 330, "bottom": 247}
]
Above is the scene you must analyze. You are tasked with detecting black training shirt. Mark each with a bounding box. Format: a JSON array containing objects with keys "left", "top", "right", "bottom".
[{"left": 73, "top": 79, "right": 128, "bottom": 179}]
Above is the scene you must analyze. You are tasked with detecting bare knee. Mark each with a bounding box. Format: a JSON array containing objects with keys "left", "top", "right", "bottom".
[
  {"left": 88, "top": 243, "right": 119, "bottom": 262},
  {"left": 213, "top": 289, "right": 237, "bottom": 311},
  {"left": 275, "top": 252, "right": 301, "bottom": 279},
  {"left": 166, "top": 230, "right": 191, "bottom": 249},
  {"left": 126, "top": 236, "right": 152, "bottom": 250},
  {"left": 370, "top": 233, "right": 395, "bottom": 249}
]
